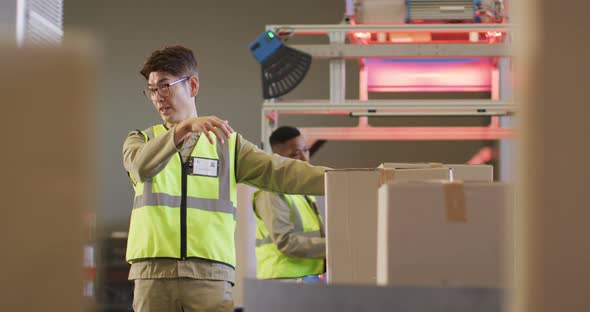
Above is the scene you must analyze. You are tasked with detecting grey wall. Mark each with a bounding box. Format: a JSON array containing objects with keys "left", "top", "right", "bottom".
[
  {"left": 64, "top": 0, "right": 492, "bottom": 236},
  {"left": 64, "top": 0, "right": 344, "bottom": 235},
  {"left": 0, "top": 0, "right": 17, "bottom": 42}
]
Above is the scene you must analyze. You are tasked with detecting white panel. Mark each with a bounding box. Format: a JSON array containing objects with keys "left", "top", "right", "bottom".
[{"left": 22, "top": 0, "right": 63, "bottom": 46}]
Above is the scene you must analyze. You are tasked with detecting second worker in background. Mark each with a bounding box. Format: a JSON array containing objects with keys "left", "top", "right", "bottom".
[{"left": 253, "top": 126, "right": 326, "bottom": 282}]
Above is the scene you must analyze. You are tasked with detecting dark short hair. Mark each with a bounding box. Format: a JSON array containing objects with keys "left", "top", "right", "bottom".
[
  {"left": 269, "top": 126, "right": 301, "bottom": 147},
  {"left": 140, "top": 45, "right": 198, "bottom": 80}
]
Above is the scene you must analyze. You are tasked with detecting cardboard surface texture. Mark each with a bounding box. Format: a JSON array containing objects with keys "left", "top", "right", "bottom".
[
  {"left": 377, "top": 181, "right": 512, "bottom": 288},
  {"left": 0, "top": 44, "right": 94, "bottom": 311}
]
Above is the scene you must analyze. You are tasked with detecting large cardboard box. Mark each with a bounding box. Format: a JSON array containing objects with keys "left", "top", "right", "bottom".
[
  {"left": 377, "top": 181, "right": 512, "bottom": 287},
  {"left": 325, "top": 166, "right": 451, "bottom": 285}
]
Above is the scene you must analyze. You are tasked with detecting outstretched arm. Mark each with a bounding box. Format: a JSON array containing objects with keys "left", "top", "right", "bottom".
[{"left": 236, "top": 135, "right": 330, "bottom": 195}]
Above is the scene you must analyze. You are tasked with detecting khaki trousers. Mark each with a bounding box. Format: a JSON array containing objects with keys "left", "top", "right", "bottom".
[{"left": 133, "top": 278, "right": 233, "bottom": 312}]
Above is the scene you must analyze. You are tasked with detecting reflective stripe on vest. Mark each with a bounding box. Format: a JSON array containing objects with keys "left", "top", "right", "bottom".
[
  {"left": 126, "top": 124, "right": 237, "bottom": 267},
  {"left": 133, "top": 183, "right": 236, "bottom": 216},
  {"left": 253, "top": 193, "right": 325, "bottom": 279}
]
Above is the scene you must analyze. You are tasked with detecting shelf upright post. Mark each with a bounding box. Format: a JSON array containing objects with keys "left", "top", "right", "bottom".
[{"left": 328, "top": 31, "right": 347, "bottom": 105}]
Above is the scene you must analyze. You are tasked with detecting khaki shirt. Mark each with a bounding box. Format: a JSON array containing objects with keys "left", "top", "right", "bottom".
[
  {"left": 122, "top": 125, "right": 329, "bottom": 284},
  {"left": 253, "top": 192, "right": 326, "bottom": 259}
]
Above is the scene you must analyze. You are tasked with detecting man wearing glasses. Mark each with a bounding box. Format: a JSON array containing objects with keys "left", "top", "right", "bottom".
[{"left": 122, "top": 45, "right": 329, "bottom": 311}]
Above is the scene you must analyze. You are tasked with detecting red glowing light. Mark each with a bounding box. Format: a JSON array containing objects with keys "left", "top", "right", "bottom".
[{"left": 353, "top": 32, "right": 372, "bottom": 40}]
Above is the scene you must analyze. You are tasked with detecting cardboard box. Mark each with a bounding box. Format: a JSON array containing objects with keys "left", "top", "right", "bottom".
[
  {"left": 447, "top": 164, "right": 494, "bottom": 181},
  {"left": 378, "top": 162, "right": 444, "bottom": 169},
  {"left": 380, "top": 163, "right": 494, "bottom": 182},
  {"left": 377, "top": 181, "right": 512, "bottom": 288},
  {"left": 355, "top": 1, "right": 406, "bottom": 24},
  {"left": 325, "top": 166, "right": 451, "bottom": 285}
]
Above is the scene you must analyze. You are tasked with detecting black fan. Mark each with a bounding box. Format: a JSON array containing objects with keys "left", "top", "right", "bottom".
[
  {"left": 261, "top": 45, "right": 312, "bottom": 99},
  {"left": 249, "top": 31, "right": 312, "bottom": 99}
]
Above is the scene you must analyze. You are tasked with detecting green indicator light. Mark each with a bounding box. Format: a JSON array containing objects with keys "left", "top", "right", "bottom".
[{"left": 267, "top": 31, "right": 275, "bottom": 39}]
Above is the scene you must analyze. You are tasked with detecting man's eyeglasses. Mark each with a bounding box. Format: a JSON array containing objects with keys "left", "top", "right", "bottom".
[{"left": 143, "top": 76, "right": 189, "bottom": 101}]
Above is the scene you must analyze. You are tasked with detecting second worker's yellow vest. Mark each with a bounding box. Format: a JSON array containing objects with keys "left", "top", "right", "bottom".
[{"left": 253, "top": 192, "right": 325, "bottom": 279}]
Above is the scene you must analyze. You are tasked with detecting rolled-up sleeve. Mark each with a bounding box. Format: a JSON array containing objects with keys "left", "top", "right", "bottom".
[{"left": 122, "top": 127, "right": 179, "bottom": 183}]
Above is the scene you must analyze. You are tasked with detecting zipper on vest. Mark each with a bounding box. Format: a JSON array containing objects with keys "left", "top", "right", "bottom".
[{"left": 180, "top": 154, "right": 188, "bottom": 260}]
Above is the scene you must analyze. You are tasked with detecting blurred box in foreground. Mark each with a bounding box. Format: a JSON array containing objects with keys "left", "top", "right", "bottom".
[{"left": 0, "top": 43, "right": 95, "bottom": 312}]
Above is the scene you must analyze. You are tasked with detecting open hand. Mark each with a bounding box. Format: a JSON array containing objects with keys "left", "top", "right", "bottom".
[{"left": 176, "top": 116, "right": 234, "bottom": 145}]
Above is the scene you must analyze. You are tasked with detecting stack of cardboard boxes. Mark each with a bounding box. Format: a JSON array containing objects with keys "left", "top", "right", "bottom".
[{"left": 325, "top": 163, "right": 512, "bottom": 288}]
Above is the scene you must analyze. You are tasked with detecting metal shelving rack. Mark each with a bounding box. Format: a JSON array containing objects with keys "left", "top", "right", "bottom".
[{"left": 260, "top": 22, "right": 515, "bottom": 178}]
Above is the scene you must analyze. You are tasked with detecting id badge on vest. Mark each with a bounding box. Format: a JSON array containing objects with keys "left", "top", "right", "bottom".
[{"left": 190, "top": 157, "right": 219, "bottom": 177}]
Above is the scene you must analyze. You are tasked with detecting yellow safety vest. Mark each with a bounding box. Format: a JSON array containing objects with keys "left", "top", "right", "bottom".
[
  {"left": 126, "top": 124, "right": 238, "bottom": 267},
  {"left": 253, "top": 192, "right": 325, "bottom": 279}
]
